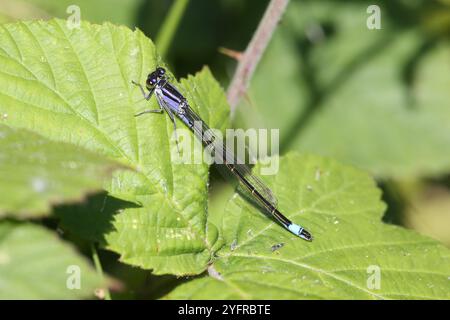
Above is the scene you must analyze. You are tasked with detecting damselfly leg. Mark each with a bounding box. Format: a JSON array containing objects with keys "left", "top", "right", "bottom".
[
  {"left": 132, "top": 79, "right": 182, "bottom": 154},
  {"left": 155, "top": 93, "right": 182, "bottom": 154},
  {"left": 131, "top": 80, "right": 154, "bottom": 100},
  {"left": 132, "top": 80, "right": 162, "bottom": 116}
]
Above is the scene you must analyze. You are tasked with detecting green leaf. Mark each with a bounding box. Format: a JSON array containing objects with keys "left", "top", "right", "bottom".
[
  {"left": 0, "top": 124, "right": 123, "bottom": 218},
  {"left": 0, "top": 221, "right": 104, "bottom": 299},
  {"left": 237, "top": 1, "right": 450, "bottom": 179},
  {"left": 0, "top": 0, "right": 142, "bottom": 26},
  {"left": 166, "top": 153, "right": 450, "bottom": 299},
  {"left": 0, "top": 19, "right": 229, "bottom": 275}
]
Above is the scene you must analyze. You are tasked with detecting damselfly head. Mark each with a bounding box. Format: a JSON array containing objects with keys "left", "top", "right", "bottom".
[{"left": 146, "top": 67, "right": 167, "bottom": 89}]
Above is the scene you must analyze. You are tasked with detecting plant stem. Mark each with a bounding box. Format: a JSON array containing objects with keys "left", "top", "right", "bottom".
[
  {"left": 227, "top": 0, "right": 290, "bottom": 118},
  {"left": 91, "top": 243, "right": 111, "bottom": 300},
  {"left": 156, "top": 0, "right": 190, "bottom": 57}
]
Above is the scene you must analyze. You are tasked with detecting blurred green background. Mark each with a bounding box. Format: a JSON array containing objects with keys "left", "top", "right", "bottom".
[{"left": 1, "top": 0, "right": 449, "bottom": 298}]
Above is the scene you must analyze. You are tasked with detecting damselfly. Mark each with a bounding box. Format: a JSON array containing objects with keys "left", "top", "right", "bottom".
[{"left": 132, "top": 67, "right": 313, "bottom": 241}]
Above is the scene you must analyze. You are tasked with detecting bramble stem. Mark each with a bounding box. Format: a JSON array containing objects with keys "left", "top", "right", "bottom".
[
  {"left": 227, "top": 0, "right": 290, "bottom": 118},
  {"left": 156, "top": 0, "right": 190, "bottom": 57}
]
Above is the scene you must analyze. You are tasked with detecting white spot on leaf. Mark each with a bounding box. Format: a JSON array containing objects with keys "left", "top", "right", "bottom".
[{"left": 31, "top": 177, "right": 48, "bottom": 193}]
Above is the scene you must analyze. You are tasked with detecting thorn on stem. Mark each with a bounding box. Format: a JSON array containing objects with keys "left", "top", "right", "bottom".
[{"left": 218, "top": 47, "right": 243, "bottom": 61}]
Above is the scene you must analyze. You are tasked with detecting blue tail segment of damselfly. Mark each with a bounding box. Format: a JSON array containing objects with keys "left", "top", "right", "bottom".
[{"left": 132, "top": 67, "right": 313, "bottom": 241}]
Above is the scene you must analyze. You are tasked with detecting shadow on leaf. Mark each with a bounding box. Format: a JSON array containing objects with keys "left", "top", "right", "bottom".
[{"left": 54, "top": 192, "right": 140, "bottom": 245}]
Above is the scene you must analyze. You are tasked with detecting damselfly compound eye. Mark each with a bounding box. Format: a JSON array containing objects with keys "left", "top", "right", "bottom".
[
  {"left": 157, "top": 67, "right": 166, "bottom": 76},
  {"left": 146, "top": 74, "right": 157, "bottom": 87}
]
